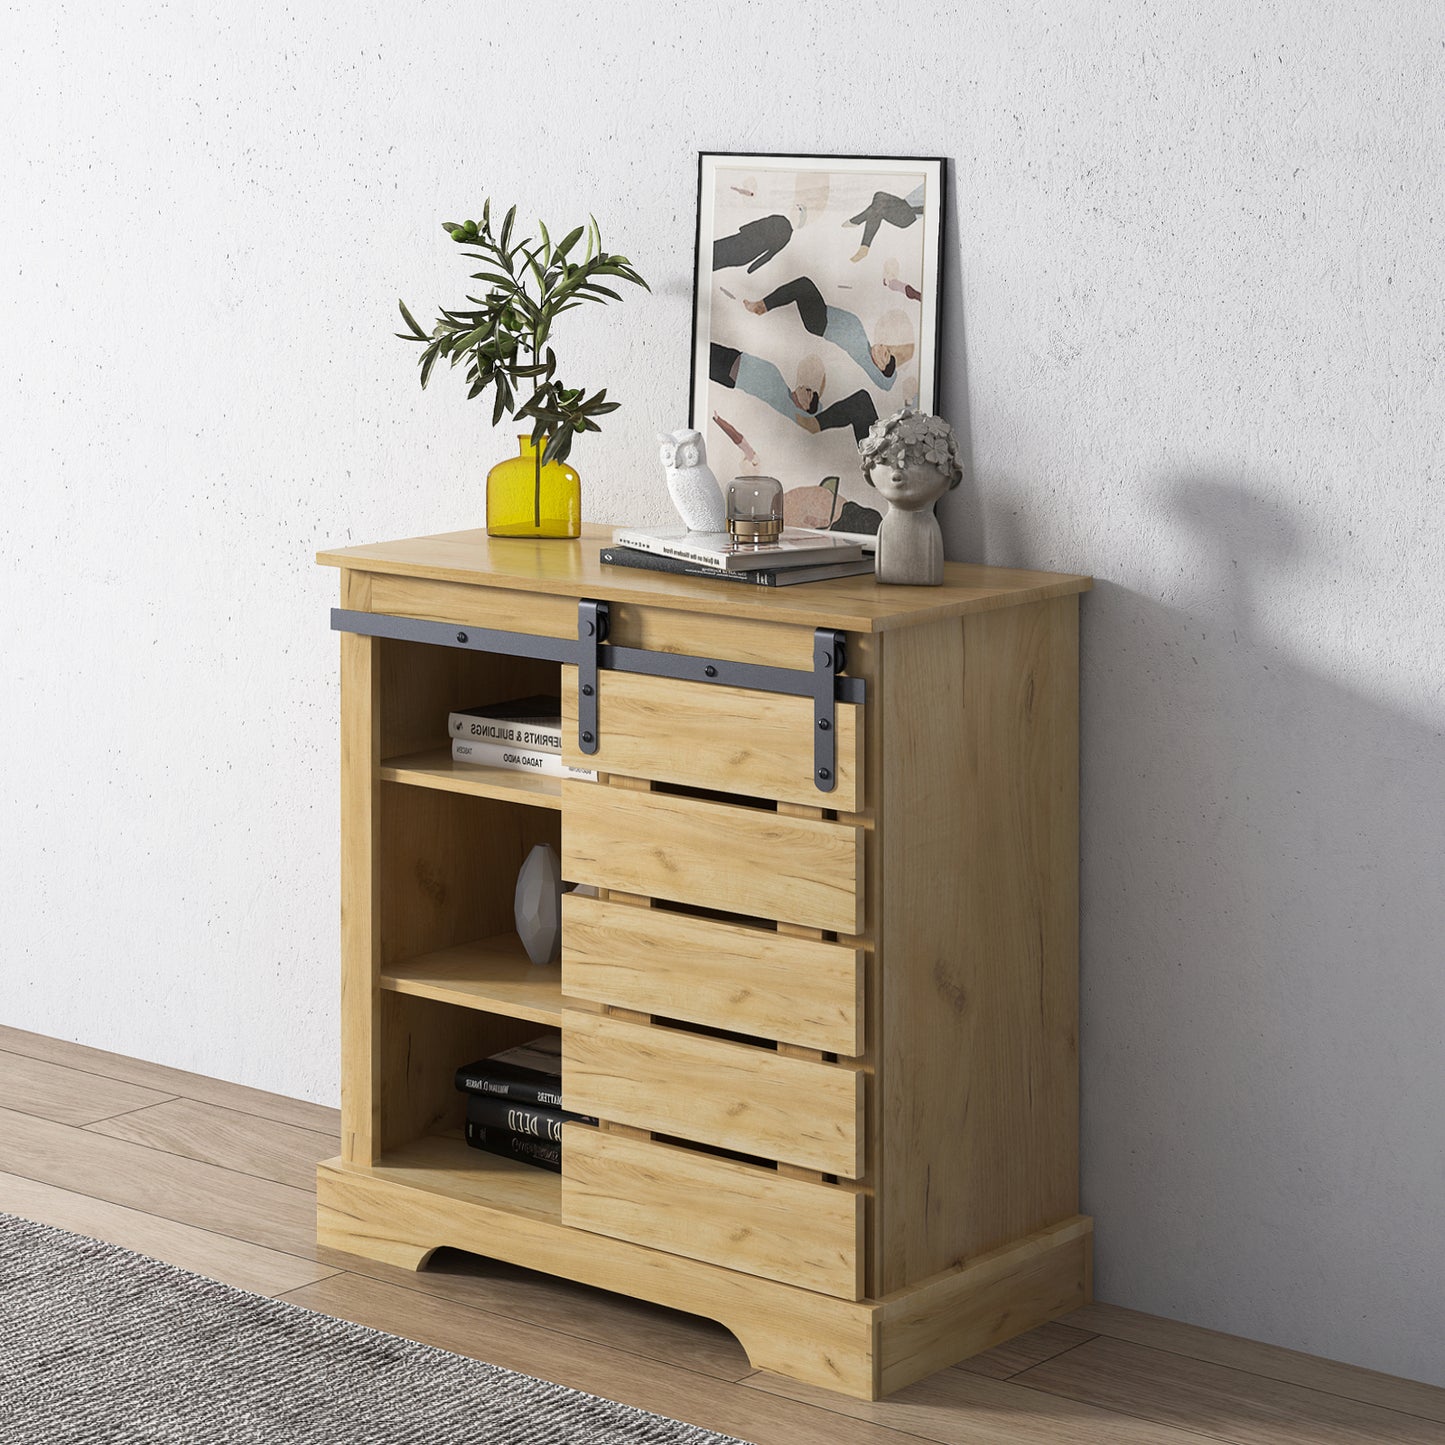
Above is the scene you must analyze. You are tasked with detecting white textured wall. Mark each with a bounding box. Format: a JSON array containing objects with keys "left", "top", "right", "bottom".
[{"left": 3, "top": 0, "right": 1442, "bottom": 1388}]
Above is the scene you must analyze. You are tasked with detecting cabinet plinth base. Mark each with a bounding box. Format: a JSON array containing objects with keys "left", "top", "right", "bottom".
[{"left": 316, "top": 1158, "right": 1092, "bottom": 1400}]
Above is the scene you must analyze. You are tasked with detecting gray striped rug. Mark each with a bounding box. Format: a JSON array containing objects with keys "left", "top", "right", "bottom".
[{"left": 0, "top": 1211, "right": 749, "bottom": 1444}]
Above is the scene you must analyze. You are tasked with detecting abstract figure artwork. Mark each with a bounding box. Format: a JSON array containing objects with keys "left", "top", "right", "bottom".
[{"left": 691, "top": 154, "right": 945, "bottom": 541}]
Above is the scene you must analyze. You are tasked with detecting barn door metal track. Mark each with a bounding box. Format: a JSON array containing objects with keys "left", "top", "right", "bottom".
[{"left": 331, "top": 600, "right": 864, "bottom": 794}]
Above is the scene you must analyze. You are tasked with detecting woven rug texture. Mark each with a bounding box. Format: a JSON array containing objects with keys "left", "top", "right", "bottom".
[{"left": 0, "top": 1211, "right": 749, "bottom": 1445}]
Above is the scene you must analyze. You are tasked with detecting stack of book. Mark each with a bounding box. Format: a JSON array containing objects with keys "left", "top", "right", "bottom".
[
  {"left": 602, "top": 525, "right": 875, "bottom": 587},
  {"left": 455, "top": 1034, "right": 595, "bottom": 1173},
  {"left": 449, "top": 694, "right": 596, "bottom": 781}
]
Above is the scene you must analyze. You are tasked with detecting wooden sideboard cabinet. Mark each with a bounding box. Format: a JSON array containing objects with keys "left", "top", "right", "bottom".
[{"left": 315, "top": 524, "right": 1092, "bottom": 1400}]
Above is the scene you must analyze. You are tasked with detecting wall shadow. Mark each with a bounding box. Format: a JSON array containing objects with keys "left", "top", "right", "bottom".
[
  {"left": 1073, "top": 474, "right": 1445, "bottom": 1382},
  {"left": 880, "top": 330, "right": 1441, "bottom": 1373},
  {"left": 935, "top": 160, "right": 984, "bottom": 558}
]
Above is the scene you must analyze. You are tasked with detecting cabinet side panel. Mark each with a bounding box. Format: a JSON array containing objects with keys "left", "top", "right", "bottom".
[
  {"left": 340, "top": 570, "right": 381, "bottom": 1165},
  {"left": 879, "top": 598, "right": 1080, "bottom": 1288}
]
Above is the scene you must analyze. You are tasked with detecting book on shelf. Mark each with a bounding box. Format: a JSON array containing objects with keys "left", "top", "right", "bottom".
[
  {"left": 601, "top": 545, "right": 875, "bottom": 588},
  {"left": 455, "top": 1034, "right": 566, "bottom": 1110},
  {"left": 464, "top": 1121, "right": 562, "bottom": 1173},
  {"left": 451, "top": 736, "right": 596, "bottom": 781},
  {"left": 612, "top": 525, "right": 863, "bottom": 573},
  {"left": 449, "top": 695, "right": 562, "bottom": 752},
  {"left": 464, "top": 1092, "right": 596, "bottom": 1142}
]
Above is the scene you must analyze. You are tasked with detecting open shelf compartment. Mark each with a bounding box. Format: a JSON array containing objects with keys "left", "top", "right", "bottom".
[
  {"left": 381, "top": 746, "right": 563, "bottom": 810},
  {"left": 382, "top": 934, "right": 562, "bottom": 1027},
  {"left": 369, "top": 1130, "right": 561, "bottom": 1225}
]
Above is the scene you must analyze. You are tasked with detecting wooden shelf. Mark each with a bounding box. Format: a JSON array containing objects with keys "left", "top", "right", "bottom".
[
  {"left": 381, "top": 935, "right": 563, "bottom": 1027},
  {"left": 380, "top": 746, "right": 563, "bottom": 810},
  {"left": 369, "top": 1130, "right": 560, "bottom": 1224}
]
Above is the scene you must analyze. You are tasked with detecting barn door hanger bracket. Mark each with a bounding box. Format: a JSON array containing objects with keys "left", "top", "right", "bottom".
[{"left": 330, "top": 601, "right": 862, "bottom": 792}]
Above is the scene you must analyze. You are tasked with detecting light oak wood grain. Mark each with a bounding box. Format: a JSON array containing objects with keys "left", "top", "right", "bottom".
[
  {"left": 356, "top": 565, "right": 822, "bottom": 669},
  {"left": 357, "top": 1130, "right": 561, "bottom": 1225},
  {"left": 372, "top": 770, "right": 557, "bottom": 1154},
  {"left": 378, "top": 993, "right": 539, "bottom": 1155},
  {"left": 313, "top": 1246, "right": 754, "bottom": 1382},
  {"left": 773, "top": 802, "right": 843, "bottom": 1188},
  {"left": 844, "top": 629, "right": 885, "bottom": 1296},
  {"left": 876, "top": 1217, "right": 1092, "bottom": 1396},
  {"left": 0, "top": 1105, "right": 319, "bottom": 1258},
  {"left": 317, "top": 526, "right": 1092, "bottom": 634},
  {"left": 376, "top": 631, "right": 562, "bottom": 761},
  {"left": 1019, "top": 1335, "right": 1445, "bottom": 1445},
  {"left": 381, "top": 934, "right": 563, "bottom": 1026},
  {"left": 0, "top": 1048, "right": 175, "bottom": 1126},
  {"left": 282, "top": 1270, "right": 913, "bottom": 1445},
  {"left": 316, "top": 1157, "right": 879, "bottom": 1398},
  {"left": 607, "top": 599, "right": 818, "bottom": 669},
  {"left": 563, "top": 1010, "right": 864, "bottom": 1177},
  {"left": 561, "top": 893, "right": 864, "bottom": 1055},
  {"left": 956, "top": 1320, "right": 1097, "bottom": 1379},
  {"left": 377, "top": 779, "right": 560, "bottom": 971},
  {"left": 561, "top": 667, "right": 862, "bottom": 810},
  {"left": 0, "top": 1024, "right": 337, "bottom": 1135},
  {"left": 380, "top": 745, "right": 563, "bottom": 809},
  {"left": 878, "top": 601, "right": 1081, "bottom": 1290},
  {"left": 339, "top": 587, "right": 381, "bottom": 1165},
  {"left": 562, "top": 782, "right": 865, "bottom": 934},
  {"left": 748, "top": 1360, "right": 1230, "bottom": 1444},
  {"left": 0, "top": 1169, "right": 338, "bottom": 1297},
  {"left": 363, "top": 572, "right": 578, "bottom": 641},
  {"left": 562, "top": 1125, "right": 864, "bottom": 1299},
  {"left": 1063, "top": 1302, "right": 1445, "bottom": 1425},
  {"left": 86, "top": 1097, "right": 337, "bottom": 1191},
  {"left": 323, "top": 539, "right": 1097, "bottom": 1395}
]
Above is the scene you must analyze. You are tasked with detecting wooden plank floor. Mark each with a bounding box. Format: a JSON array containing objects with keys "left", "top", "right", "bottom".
[{"left": 2, "top": 1025, "right": 1442, "bottom": 1445}]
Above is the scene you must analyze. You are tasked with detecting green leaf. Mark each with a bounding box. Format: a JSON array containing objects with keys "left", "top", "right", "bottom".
[
  {"left": 396, "top": 298, "right": 429, "bottom": 339},
  {"left": 500, "top": 204, "right": 516, "bottom": 251},
  {"left": 419, "top": 347, "right": 438, "bottom": 388},
  {"left": 555, "top": 225, "right": 584, "bottom": 259}
]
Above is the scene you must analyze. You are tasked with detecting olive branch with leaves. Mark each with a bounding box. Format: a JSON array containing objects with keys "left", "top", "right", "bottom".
[{"left": 397, "top": 201, "right": 648, "bottom": 524}]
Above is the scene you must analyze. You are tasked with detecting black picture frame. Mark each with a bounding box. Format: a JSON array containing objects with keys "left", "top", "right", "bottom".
[{"left": 688, "top": 152, "right": 946, "bottom": 538}]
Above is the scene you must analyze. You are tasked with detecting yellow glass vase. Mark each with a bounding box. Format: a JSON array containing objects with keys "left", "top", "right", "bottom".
[{"left": 486, "top": 435, "right": 581, "bottom": 539}]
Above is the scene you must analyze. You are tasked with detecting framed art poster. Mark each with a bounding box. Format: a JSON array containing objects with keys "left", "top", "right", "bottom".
[{"left": 690, "top": 152, "right": 945, "bottom": 538}]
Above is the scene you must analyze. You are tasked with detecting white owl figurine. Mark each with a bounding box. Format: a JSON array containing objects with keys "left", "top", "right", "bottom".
[{"left": 657, "top": 428, "right": 727, "bottom": 533}]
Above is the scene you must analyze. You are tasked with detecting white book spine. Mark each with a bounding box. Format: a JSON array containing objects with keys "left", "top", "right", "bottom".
[
  {"left": 612, "top": 530, "right": 739, "bottom": 570},
  {"left": 448, "top": 712, "right": 562, "bottom": 751},
  {"left": 451, "top": 737, "right": 596, "bottom": 781},
  {"left": 613, "top": 528, "right": 861, "bottom": 572}
]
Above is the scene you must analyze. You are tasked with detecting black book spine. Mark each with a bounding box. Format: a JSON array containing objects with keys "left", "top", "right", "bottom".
[
  {"left": 464, "top": 1121, "right": 562, "bottom": 1173},
  {"left": 454, "top": 1061, "right": 564, "bottom": 1109},
  {"left": 464, "top": 1094, "right": 596, "bottom": 1142},
  {"left": 600, "top": 548, "right": 770, "bottom": 585}
]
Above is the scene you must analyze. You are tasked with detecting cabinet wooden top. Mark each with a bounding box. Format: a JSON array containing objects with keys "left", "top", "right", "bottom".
[{"left": 318, "top": 525, "right": 1091, "bottom": 633}]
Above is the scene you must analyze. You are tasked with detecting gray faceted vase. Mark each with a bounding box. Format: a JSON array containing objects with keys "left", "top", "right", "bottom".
[{"left": 514, "top": 843, "right": 565, "bottom": 965}]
